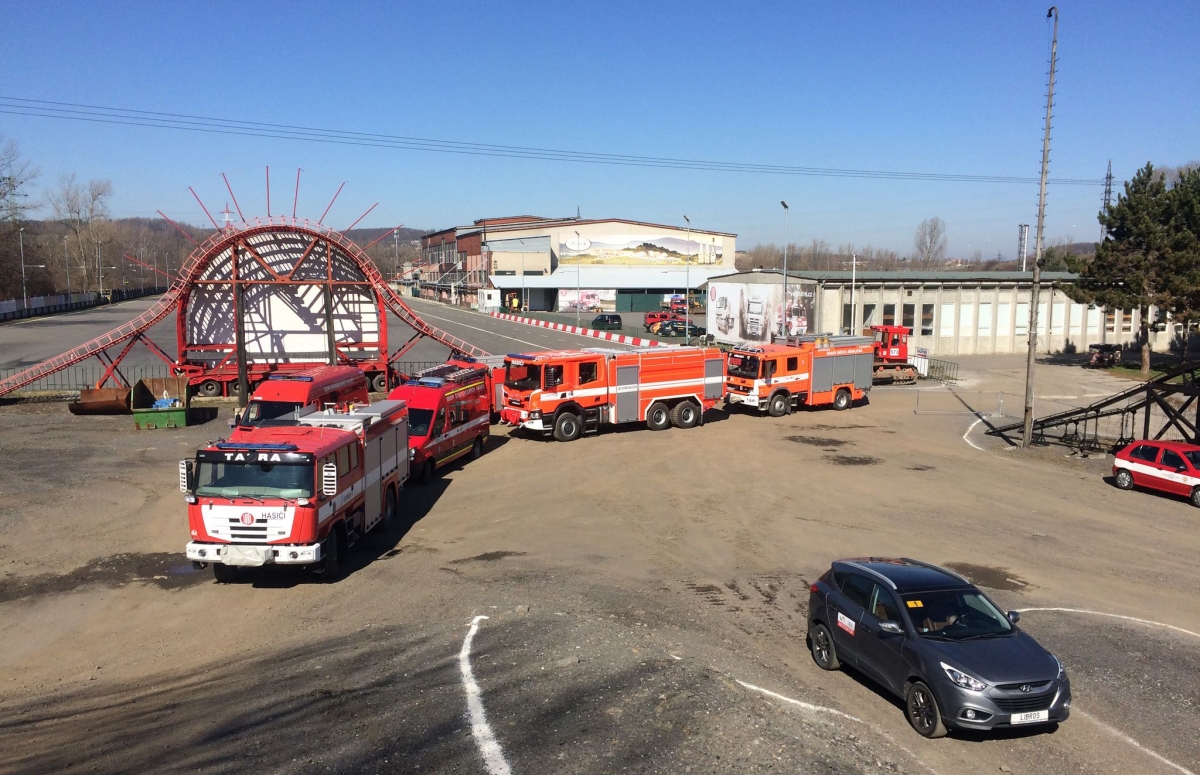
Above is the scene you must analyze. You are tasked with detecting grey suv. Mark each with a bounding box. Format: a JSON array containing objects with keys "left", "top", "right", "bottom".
[{"left": 808, "top": 558, "right": 1070, "bottom": 737}]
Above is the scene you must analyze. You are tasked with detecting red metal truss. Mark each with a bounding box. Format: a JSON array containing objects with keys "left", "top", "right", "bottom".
[{"left": 0, "top": 217, "right": 489, "bottom": 397}]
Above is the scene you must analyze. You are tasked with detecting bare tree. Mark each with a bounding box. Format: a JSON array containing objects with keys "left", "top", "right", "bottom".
[
  {"left": 1, "top": 137, "right": 40, "bottom": 223},
  {"left": 47, "top": 173, "right": 113, "bottom": 292},
  {"left": 913, "top": 217, "right": 948, "bottom": 266}
]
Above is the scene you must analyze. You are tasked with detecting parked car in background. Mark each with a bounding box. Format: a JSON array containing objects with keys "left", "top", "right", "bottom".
[
  {"left": 590, "top": 314, "right": 623, "bottom": 331},
  {"left": 1086, "top": 343, "right": 1122, "bottom": 368},
  {"left": 655, "top": 320, "right": 706, "bottom": 338},
  {"left": 1113, "top": 439, "right": 1200, "bottom": 507},
  {"left": 808, "top": 558, "right": 1070, "bottom": 738}
]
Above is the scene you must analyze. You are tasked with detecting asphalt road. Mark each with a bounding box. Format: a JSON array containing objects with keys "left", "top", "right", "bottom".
[{"left": 0, "top": 295, "right": 637, "bottom": 387}]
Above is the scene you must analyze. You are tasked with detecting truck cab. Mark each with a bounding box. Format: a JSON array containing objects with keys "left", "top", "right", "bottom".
[
  {"left": 388, "top": 363, "right": 491, "bottom": 485},
  {"left": 236, "top": 366, "right": 369, "bottom": 429}
]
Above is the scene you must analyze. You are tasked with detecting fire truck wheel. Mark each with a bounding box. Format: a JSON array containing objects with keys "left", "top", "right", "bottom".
[
  {"left": 768, "top": 393, "right": 788, "bottom": 417},
  {"left": 646, "top": 403, "right": 671, "bottom": 431},
  {"left": 471, "top": 436, "right": 484, "bottom": 459},
  {"left": 316, "top": 528, "right": 342, "bottom": 580},
  {"left": 379, "top": 486, "right": 397, "bottom": 532},
  {"left": 833, "top": 388, "right": 852, "bottom": 411},
  {"left": 371, "top": 372, "right": 388, "bottom": 393},
  {"left": 553, "top": 412, "right": 582, "bottom": 442},
  {"left": 198, "top": 380, "right": 221, "bottom": 397},
  {"left": 419, "top": 460, "right": 436, "bottom": 485},
  {"left": 670, "top": 401, "right": 700, "bottom": 429},
  {"left": 212, "top": 563, "right": 238, "bottom": 583}
]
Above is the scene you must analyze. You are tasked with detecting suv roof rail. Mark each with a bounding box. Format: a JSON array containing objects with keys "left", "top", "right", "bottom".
[
  {"left": 899, "top": 557, "right": 969, "bottom": 583},
  {"left": 839, "top": 560, "right": 898, "bottom": 589}
]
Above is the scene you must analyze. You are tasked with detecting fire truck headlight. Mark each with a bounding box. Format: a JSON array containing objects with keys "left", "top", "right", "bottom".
[
  {"left": 289, "top": 551, "right": 299, "bottom": 559},
  {"left": 296, "top": 497, "right": 310, "bottom": 506},
  {"left": 529, "top": 411, "right": 541, "bottom": 419},
  {"left": 184, "top": 495, "right": 197, "bottom": 504},
  {"left": 409, "top": 448, "right": 415, "bottom": 461}
]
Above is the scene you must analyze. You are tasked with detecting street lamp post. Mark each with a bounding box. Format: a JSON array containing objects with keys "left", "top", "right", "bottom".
[
  {"left": 519, "top": 238, "right": 526, "bottom": 312},
  {"left": 781, "top": 201, "right": 790, "bottom": 340},
  {"left": 18, "top": 227, "right": 27, "bottom": 306},
  {"left": 683, "top": 215, "right": 691, "bottom": 341},
  {"left": 96, "top": 241, "right": 103, "bottom": 294},
  {"left": 574, "top": 230, "right": 582, "bottom": 327}
]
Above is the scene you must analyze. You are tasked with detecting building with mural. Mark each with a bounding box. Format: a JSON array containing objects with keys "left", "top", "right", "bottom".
[{"left": 420, "top": 215, "right": 736, "bottom": 311}]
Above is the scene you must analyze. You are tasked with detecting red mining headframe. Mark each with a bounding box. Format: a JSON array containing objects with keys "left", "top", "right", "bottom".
[{"left": 0, "top": 214, "right": 489, "bottom": 400}]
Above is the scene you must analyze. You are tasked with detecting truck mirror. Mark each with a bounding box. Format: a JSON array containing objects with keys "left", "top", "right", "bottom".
[
  {"left": 178, "top": 459, "right": 194, "bottom": 493},
  {"left": 321, "top": 462, "right": 338, "bottom": 497}
]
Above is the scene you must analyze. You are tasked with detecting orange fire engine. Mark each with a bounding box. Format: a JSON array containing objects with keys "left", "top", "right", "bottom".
[
  {"left": 725, "top": 336, "right": 874, "bottom": 415},
  {"left": 182, "top": 399, "right": 409, "bottom": 582},
  {"left": 388, "top": 362, "right": 491, "bottom": 484},
  {"left": 499, "top": 346, "right": 725, "bottom": 440},
  {"left": 235, "top": 365, "right": 369, "bottom": 429}
]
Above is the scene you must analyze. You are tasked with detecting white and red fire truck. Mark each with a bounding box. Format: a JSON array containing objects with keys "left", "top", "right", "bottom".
[
  {"left": 725, "top": 336, "right": 874, "bottom": 415},
  {"left": 235, "top": 365, "right": 369, "bottom": 429},
  {"left": 182, "top": 399, "right": 409, "bottom": 581},
  {"left": 388, "top": 362, "right": 491, "bottom": 484},
  {"left": 499, "top": 346, "right": 725, "bottom": 441}
]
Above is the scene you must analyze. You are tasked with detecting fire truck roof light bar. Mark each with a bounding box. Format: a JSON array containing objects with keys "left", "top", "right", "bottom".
[
  {"left": 267, "top": 374, "right": 315, "bottom": 382},
  {"left": 214, "top": 441, "right": 300, "bottom": 451}
]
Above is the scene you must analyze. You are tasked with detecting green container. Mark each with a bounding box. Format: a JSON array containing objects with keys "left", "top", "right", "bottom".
[{"left": 133, "top": 407, "right": 188, "bottom": 429}]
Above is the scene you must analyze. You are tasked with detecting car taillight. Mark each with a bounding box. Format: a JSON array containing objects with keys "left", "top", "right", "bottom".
[{"left": 809, "top": 583, "right": 820, "bottom": 593}]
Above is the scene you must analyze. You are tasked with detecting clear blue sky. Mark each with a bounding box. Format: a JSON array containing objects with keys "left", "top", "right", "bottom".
[{"left": 2, "top": 1, "right": 1196, "bottom": 258}]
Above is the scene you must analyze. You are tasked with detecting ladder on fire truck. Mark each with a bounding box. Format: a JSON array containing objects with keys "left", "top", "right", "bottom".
[{"left": 0, "top": 221, "right": 490, "bottom": 398}]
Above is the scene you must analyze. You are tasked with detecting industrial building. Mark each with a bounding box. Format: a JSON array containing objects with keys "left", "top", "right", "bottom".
[
  {"left": 420, "top": 216, "right": 736, "bottom": 311},
  {"left": 702, "top": 269, "right": 1149, "bottom": 356}
]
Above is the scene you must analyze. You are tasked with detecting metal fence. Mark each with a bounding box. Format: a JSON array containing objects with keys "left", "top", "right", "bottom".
[
  {"left": 925, "top": 358, "right": 959, "bottom": 384},
  {"left": 913, "top": 389, "right": 1082, "bottom": 418}
]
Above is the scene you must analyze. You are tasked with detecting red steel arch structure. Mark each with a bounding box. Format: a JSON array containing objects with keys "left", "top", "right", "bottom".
[{"left": 0, "top": 218, "right": 489, "bottom": 398}]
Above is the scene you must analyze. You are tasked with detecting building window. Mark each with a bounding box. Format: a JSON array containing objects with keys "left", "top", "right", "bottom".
[
  {"left": 1121, "top": 310, "right": 1133, "bottom": 333},
  {"left": 1105, "top": 310, "right": 1116, "bottom": 333},
  {"left": 940, "top": 303, "right": 955, "bottom": 337},
  {"left": 1051, "top": 302, "right": 1065, "bottom": 335},
  {"left": 959, "top": 303, "right": 975, "bottom": 336},
  {"left": 1069, "top": 303, "right": 1082, "bottom": 335},
  {"left": 997, "top": 302, "right": 1011, "bottom": 336},
  {"left": 494, "top": 270, "right": 516, "bottom": 276},
  {"left": 1087, "top": 306, "right": 1100, "bottom": 334},
  {"left": 1016, "top": 302, "right": 1030, "bottom": 336},
  {"left": 842, "top": 303, "right": 853, "bottom": 334},
  {"left": 921, "top": 304, "right": 934, "bottom": 336},
  {"left": 862, "top": 303, "right": 877, "bottom": 327},
  {"left": 884, "top": 303, "right": 896, "bottom": 325},
  {"left": 902, "top": 303, "right": 915, "bottom": 330},
  {"left": 978, "top": 303, "right": 992, "bottom": 336}
]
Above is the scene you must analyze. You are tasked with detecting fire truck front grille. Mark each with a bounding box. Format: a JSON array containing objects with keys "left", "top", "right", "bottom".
[{"left": 228, "top": 518, "right": 269, "bottom": 543}]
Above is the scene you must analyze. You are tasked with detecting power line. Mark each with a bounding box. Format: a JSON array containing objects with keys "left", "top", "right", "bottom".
[{"left": 0, "top": 95, "right": 1105, "bottom": 187}]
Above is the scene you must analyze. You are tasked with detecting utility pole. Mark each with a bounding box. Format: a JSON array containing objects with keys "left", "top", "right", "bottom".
[
  {"left": 574, "top": 230, "right": 582, "bottom": 327},
  {"left": 850, "top": 252, "right": 857, "bottom": 334},
  {"left": 18, "top": 227, "right": 27, "bottom": 306},
  {"left": 781, "top": 201, "right": 789, "bottom": 339},
  {"left": 1022, "top": 6, "right": 1059, "bottom": 449},
  {"left": 1100, "top": 160, "right": 1114, "bottom": 240},
  {"left": 684, "top": 215, "right": 691, "bottom": 341},
  {"left": 96, "top": 241, "right": 103, "bottom": 294},
  {"left": 63, "top": 235, "right": 71, "bottom": 304},
  {"left": 1018, "top": 224, "right": 1030, "bottom": 272}
]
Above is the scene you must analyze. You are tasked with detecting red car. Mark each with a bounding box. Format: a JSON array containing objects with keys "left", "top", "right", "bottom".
[
  {"left": 1113, "top": 439, "right": 1200, "bottom": 507},
  {"left": 643, "top": 311, "right": 684, "bottom": 331}
]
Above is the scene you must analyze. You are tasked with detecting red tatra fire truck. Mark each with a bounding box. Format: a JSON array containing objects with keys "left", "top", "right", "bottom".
[
  {"left": 235, "top": 365, "right": 370, "bottom": 429},
  {"left": 388, "top": 362, "right": 491, "bottom": 485},
  {"left": 182, "top": 399, "right": 409, "bottom": 582},
  {"left": 499, "top": 346, "right": 725, "bottom": 441},
  {"left": 725, "top": 336, "right": 874, "bottom": 415}
]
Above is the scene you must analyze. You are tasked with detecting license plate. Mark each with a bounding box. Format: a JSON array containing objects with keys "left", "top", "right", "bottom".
[{"left": 1011, "top": 710, "right": 1049, "bottom": 725}]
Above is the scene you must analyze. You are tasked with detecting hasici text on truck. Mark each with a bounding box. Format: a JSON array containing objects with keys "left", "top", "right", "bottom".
[
  {"left": 181, "top": 399, "right": 409, "bottom": 582},
  {"left": 387, "top": 362, "right": 491, "bottom": 485},
  {"left": 499, "top": 346, "right": 725, "bottom": 441},
  {"left": 725, "top": 336, "right": 874, "bottom": 415},
  {"left": 235, "top": 366, "right": 369, "bottom": 429}
]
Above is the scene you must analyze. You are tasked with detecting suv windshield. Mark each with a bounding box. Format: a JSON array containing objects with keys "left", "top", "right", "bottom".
[
  {"left": 505, "top": 362, "right": 541, "bottom": 391},
  {"left": 240, "top": 400, "right": 302, "bottom": 426},
  {"left": 902, "top": 589, "right": 1014, "bottom": 640},
  {"left": 728, "top": 354, "right": 761, "bottom": 379},
  {"left": 195, "top": 461, "right": 314, "bottom": 499},
  {"left": 409, "top": 408, "right": 434, "bottom": 437}
]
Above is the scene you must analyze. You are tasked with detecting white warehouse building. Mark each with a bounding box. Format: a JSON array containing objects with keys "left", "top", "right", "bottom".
[{"left": 702, "top": 270, "right": 1151, "bottom": 356}]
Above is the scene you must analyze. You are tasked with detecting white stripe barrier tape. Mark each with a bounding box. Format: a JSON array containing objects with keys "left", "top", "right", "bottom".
[{"left": 489, "top": 312, "right": 670, "bottom": 347}]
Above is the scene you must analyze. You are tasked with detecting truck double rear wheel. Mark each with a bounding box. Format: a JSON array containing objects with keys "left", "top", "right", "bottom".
[{"left": 669, "top": 401, "right": 700, "bottom": 429}]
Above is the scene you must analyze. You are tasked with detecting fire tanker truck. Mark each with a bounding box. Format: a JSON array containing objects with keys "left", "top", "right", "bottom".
[
  {"left": 725, "top": 336, "right": 874, "bottom": 415},
  {"left": 182, "top": 399, "right": 409, "bottom": 582},
  {"left": 500, "top": 346, "right": 725, "bottom": 441},
  {"left": 388, "top": 362, "right": 492, "bottom": 485}
]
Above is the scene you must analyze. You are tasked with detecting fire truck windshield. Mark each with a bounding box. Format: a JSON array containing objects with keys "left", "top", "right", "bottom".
[
  {"left": 241, "top": 400, "right": 301, "bottom": 426},
  {"left": 727, "top": 354, "right": 761, "bottom": 379},
  {"left": 408, "top": 408, "right": 434, "bottom": 437},
  {"left": 505, "top": 363, "right": 541, "bottom": 391},
  {"left": 195, "top": 461, "right": 314, "bottom": 499}
]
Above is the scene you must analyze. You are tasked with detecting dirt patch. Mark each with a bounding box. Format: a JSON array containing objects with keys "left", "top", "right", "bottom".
[
  {"left": 824, "top": 454, "right": 881, "bottom": 466},
  {"left": 943, "top": 562, "right": 1030, "bottom": 592},
  {"left": 805, "top": 424, "right": 880, "bottom": 431},
  {"left": 448, "top": 550, "right": 528, "bottom": 564},
  {"left": 907, "top": 464, "right": 935, "bottom": 471},
  {"left": 0, "top": 553, "right": 208, "bottom": 602},
  {"left": 785, "top": 435, "right": 850, "bottom": 448}
]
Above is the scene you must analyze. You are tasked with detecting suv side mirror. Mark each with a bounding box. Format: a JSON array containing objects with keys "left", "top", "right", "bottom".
[
  {"left": 1007, "top": 610, "right": 1021, "bottom": 624},
  {"left": 321, "top": 462, "right": 338, "bottom": 497},
  {"left": 879, "top": 621, "right": 904, "bottom": 635},
  {"left": 178, "top": 459, "right": 194, "bottom": 493}
]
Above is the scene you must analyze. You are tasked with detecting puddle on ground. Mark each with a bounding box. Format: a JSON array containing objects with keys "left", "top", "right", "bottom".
[
  {"left": 449, "top": 550, "right": 528, "bottom": 564},
  {"left": 943, "top": 562, "right": 1030, "bottom": 592},
  {"left": 824, "top": 454, "right": 881, "bottom": 466},
  {"left": 0, "top": 552, "right": 209, "bottom": 603},
  {"left": 907, "top": 464, "right": 935, "bottom": 471},
  {"left": 786, "top": 436, "right": 850, "bottom": 448}
]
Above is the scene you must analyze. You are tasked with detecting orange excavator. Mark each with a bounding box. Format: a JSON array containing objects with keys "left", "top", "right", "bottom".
[{"left": 869, "top": 325, "right": 919, "bottom": 385}]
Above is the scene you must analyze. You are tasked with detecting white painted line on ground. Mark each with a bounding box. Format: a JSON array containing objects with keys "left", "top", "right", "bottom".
[
  {"left": 416, "top": 309, "right": 548, "bottom": 350},
  {"left": 1077, "top": 709, "right": 1196, "bottom": 775},
  {"left": 962, "top": 418, "right": 986, "bottom": 451},
  {"left": 736, "top": 680, "right": 945, "bottom": 775},
  {"left": 459, "top": 615, "right": 513, "bottom": 775},
  {"left": 1018, "top": 607, "right": 1200, "bottom": 640}
]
